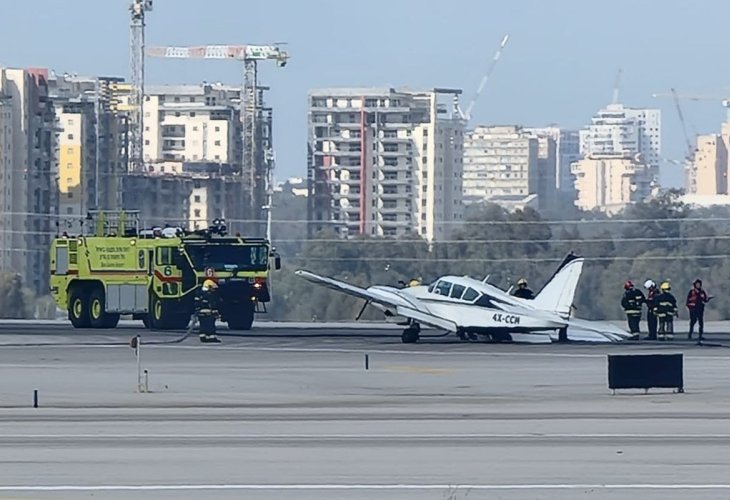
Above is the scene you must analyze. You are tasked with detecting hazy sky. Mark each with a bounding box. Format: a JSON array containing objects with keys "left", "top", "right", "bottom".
[{"left": 2, "top": 0, "right": 729, "bottom": 187}]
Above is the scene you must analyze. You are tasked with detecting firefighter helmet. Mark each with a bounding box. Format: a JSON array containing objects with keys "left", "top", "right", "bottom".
[
  {"left": 203, "top": 279, "right": 218, "bottom": 290},
  {"left": 644, "top": 279, "right": 656, "bottom": 289},
  {"left": 660, "top": 281, "right": 671, "bottom": 291},
  {"left": 517, "top": 278, "right": 528, "bottom": 287}
]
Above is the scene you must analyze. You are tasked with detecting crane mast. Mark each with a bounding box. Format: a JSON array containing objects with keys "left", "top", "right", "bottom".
[
  {"left": 129, "top": 0, "right": 152, "bottom": 173},
  {"left": 146, "top": 44, "right": 289, "bottom": 236}
]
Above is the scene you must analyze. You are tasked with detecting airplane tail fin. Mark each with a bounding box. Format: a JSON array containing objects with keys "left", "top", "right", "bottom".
[{"left": 532, "top": 253, "right": 584, "bottom": 318}]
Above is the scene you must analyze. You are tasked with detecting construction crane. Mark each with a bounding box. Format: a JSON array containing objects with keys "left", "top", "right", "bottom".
[
  {"left": 128, "top": 0, "right": 153, "bottom": 173},
  {"left": 146, "top": 44, "right": 289, "bottom": 237},
  {"left": 652, "top": 90, "right": 730, "bottom": 122},
  {"left": 669, "top": 88, "right": 696, "bottom": 163},
  {"left": 459, "top": 34, "right": 510, "bottom": 121},
  {"left": 612, "top": 68, "right": 622, "bottom": 104}
]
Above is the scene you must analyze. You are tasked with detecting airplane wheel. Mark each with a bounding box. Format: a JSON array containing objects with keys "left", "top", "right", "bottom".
[{"left": 401, "top": 329, "right": 419, "bottom": 343}]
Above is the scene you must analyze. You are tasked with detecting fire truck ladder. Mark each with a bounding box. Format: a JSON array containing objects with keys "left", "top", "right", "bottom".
[{"left": 86, "top": 210, "right": 141, "bottom": 237}]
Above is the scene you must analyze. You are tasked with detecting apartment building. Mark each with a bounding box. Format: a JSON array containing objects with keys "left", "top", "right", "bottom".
[
  {"left": 525, "top": 127, "right": 580, "bottom": 201},
  {"left": 0, "top": 68, "right": 56, "bottom": 295},
  {"left": 0, "top": 94, "right": 12, "bottom": 272},
  {"left": 571, "top": 152, "right": 651, "bottom": 214},
  {"left": 122, "top": 166, "right": 243, "bottom": 232},
  {"left": 143, "top": 84, "right": 242, "bottom": 169},
  {"left": 48, "top": 74, "right": 130, "bottom": 222},
  {"left": 580, "top": 103, "right": 661, "bottom": 178},
  {"left": 463, "top": 125, "right": 540, "bottom": 209},
  {"left": 307, "top": 87, "right": 464, "bottom": 241},
  {"left": 686, "top": 133, "right": 728, "bottom": 196}
]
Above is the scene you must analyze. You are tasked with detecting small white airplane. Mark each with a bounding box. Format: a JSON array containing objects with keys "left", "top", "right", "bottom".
[{"left": 295, "top": 253, "right": 632, "bottom": 344}]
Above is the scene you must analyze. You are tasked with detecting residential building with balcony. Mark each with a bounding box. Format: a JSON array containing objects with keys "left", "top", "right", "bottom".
[{"left": 307, "top": 87, "right": 464, "bottom": 241}]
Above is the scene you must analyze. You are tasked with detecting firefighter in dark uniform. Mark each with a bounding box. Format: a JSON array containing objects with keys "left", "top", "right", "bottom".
[
  {"left": 655, "top": 281, "right": 678, "bottom": 341},
  {"left": 686, "top": 278, "right": 712, "bottom": 342},
  {"left": 195, "top": 279, "right": 221, "bottom": 343},
  {"left": 512, "top": 278, "right": 535, "bottom": 300},
  {"left": 621, "top": 280, "right": 645, "bottom": 337},
  {"left": 643, "top": 279, "right": 659, "bottom": 340}
]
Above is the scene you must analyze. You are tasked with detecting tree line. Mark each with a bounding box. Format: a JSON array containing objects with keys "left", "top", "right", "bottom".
[{"left": 268, "top": 190, "right": 730, "bottom": 322}]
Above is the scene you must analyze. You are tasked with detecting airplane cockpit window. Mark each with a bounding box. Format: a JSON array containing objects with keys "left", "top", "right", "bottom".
[
  {"left": 462, "top": 287, "right": 479, "bottom": 302},
  {"left": 434, "top": 280, "right": 452, "bottom": 296},
  {"left": 427, "top": 281, "right": 437, "bottom": 293},
  {"left": 450, "top": 284, "right": 465, "bottom": 299}
]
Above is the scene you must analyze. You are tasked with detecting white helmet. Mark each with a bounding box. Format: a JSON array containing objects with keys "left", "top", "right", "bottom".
[{"left": 644, "top": 279, "right": 656, "bottom": 289}]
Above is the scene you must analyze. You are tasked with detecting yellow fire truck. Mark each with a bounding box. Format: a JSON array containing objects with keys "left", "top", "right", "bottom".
[{"left": 49, "top": 210, "right": 281, "bottom": 330}]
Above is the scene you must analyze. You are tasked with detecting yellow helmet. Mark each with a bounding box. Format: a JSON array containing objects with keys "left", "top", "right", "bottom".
[
  {"left": 660, "top": 281, "right": 671, "bottom": 291},
  {"left": 203, "top": 279, "right": 218, "bottom": 289}
]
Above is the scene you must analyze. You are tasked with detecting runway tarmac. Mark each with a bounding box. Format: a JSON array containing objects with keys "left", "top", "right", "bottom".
[{"left": 0, "top": 321, "right": 730, "bottom": 499}]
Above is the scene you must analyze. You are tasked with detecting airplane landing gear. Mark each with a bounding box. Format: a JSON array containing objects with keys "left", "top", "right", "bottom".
[
  {"left": 457, "top": 329, "right": 478, "bottom": 341},
  {"left": 401, "top": 322, "right": 420, "bottom": 344}
]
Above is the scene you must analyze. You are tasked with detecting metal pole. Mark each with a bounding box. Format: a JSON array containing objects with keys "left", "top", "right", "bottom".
[{"left": 136, "top": 334, "right": 142, "bottom": 392}]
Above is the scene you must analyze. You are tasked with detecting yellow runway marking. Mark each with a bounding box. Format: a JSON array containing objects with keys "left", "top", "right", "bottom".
[{"left": 384, "top": 365, "right": 456, "bottom": 375}]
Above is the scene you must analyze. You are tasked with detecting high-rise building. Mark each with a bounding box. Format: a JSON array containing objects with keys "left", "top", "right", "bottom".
[
  {"left": 526, "top": 126, "right": 581, "bottom": 199},
  {"left": 307, "top": 87, "right": 464, "bottom": 241},
  {"left": 580, "top": 103, "right": 661, "bottom": 179},
  {"left": 686, "top": 133, "right": 728, "bottom": 195},
  {"left": 0, "top": 68, "right": 56, "bottom": 294},
  {"left": 47, "top": 73, "right": 131, "bottom": 232},
  {"left": 571, "top": 152, "right": 651, "bottom": 214},
  {"left": 136, "top": 83, "right": 275, "bottom": 236},
  {"left": 463, "top": 125, "right": 539, "bottom": 210},
  {"left": 142, "top": 84, "right": 243, "bottom": 168}
]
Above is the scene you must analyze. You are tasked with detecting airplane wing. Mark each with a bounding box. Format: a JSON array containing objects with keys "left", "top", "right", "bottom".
[{"left": 294, "top": 270, "right": 459, "bottom": 332}]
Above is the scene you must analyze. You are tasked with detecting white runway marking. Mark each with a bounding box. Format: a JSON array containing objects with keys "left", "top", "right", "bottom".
[
  {"left": 2, "top": 484, "right": 730, "bottom": 491},
  {"left": 4, "top": 433, "right": 730, "bottom": 439}
]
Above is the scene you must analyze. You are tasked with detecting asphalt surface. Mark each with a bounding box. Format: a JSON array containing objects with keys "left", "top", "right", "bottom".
[{"left": 1, "top": 321, "right": 730, "bottom": 499}]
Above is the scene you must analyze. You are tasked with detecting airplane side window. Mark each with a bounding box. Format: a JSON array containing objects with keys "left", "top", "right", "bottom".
[
  {"left": 428, "top": 282, "right": 436, "bottom": 293},
  {"left": 462, "top": 287, "right": 479, "bottom": 302},
  {"left": 450, "top": 284, "right": 465, "bottom": 299},
  {"left": 436, "top": 281, "right": 452, "bottom": 296}
]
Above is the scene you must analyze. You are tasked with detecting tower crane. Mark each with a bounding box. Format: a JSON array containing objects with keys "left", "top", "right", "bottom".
[
  {"left": 652, "top": 90, "right": 730, "bottom": 122},
  {"left": 129, "top": 0, "right": 153, "bottom": 173},
  {"left": 459, "top": 34, "right": 510, "bottom": 121},
  {"left": 146, "top": 44, "right": 289, "bottom": 237}
]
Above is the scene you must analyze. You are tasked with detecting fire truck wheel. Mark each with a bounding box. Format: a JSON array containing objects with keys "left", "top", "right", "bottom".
[
  {"left": 68, "top": 286, "right": 91, "bottom": 329},
  {"left": 89, "top": 288, "right": 110, "bottom": 329},
  {"left": 149, "top": 295, "right": 182, "bottom": 330},
  {"left": 226, "top": 302, "right": 255, "bottom": 331}
]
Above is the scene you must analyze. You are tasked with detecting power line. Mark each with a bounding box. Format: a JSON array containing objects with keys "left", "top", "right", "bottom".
[{"left": 288, "top": 254, "right": 730, "bottom": 263}]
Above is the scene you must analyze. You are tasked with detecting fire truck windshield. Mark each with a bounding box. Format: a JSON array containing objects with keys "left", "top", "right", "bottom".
[{"left": 185, "top": 244, "right": 269, "bottom": 272}]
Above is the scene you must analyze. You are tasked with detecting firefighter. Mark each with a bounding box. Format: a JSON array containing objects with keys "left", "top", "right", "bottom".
[
  {"left": 686, "top": 278, "right": 712, "bottom": 341},
  {"left": 655, "top": 281, "right": 678, "bottom": 341},
  {"left": 644, "top": 279, "right": 659, "bottom": 340},
  {"left": 620, "top": 280, "right": 645, "bottom": 338},
  {"left": 195, "top": 279, "right": 221, "bottom": 343},
  {"left": 512, "top": 278, "right": 535, "bottom": 300}
]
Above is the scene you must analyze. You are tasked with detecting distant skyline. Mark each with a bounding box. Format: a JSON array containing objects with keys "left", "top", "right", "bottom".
[{"left": 1, "top": 0, "right": 729, "bottom": 187}]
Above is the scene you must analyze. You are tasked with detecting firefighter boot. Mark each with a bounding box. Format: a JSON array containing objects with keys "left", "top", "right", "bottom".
[{"left": 199, "top": 334, "right": 221, "bottom": 344}]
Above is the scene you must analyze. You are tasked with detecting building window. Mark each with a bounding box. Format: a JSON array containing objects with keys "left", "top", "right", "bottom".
[
  {"left": 190, "top": 112, "right": 196, "bottom": 117},
  {"left": 144, "top": 140, "right": 150, "bottom": 145},
  {"left": 214, "top": 126, "right": 220, "bottom": 132},
  {"left": 194, "top": 209, "right": 201, "bottom": 218},
  {"left": 214, "top": 140, "right": 221, "bottom": 146},
  {"left": 66, "top": 207, "right": 73, "bottom": 214},
  {"left": 194, "top": 195, "right": 201, "bottom": 203},
  {"left": 67, "top": 192, "right": 73, "bottom": 199}
]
